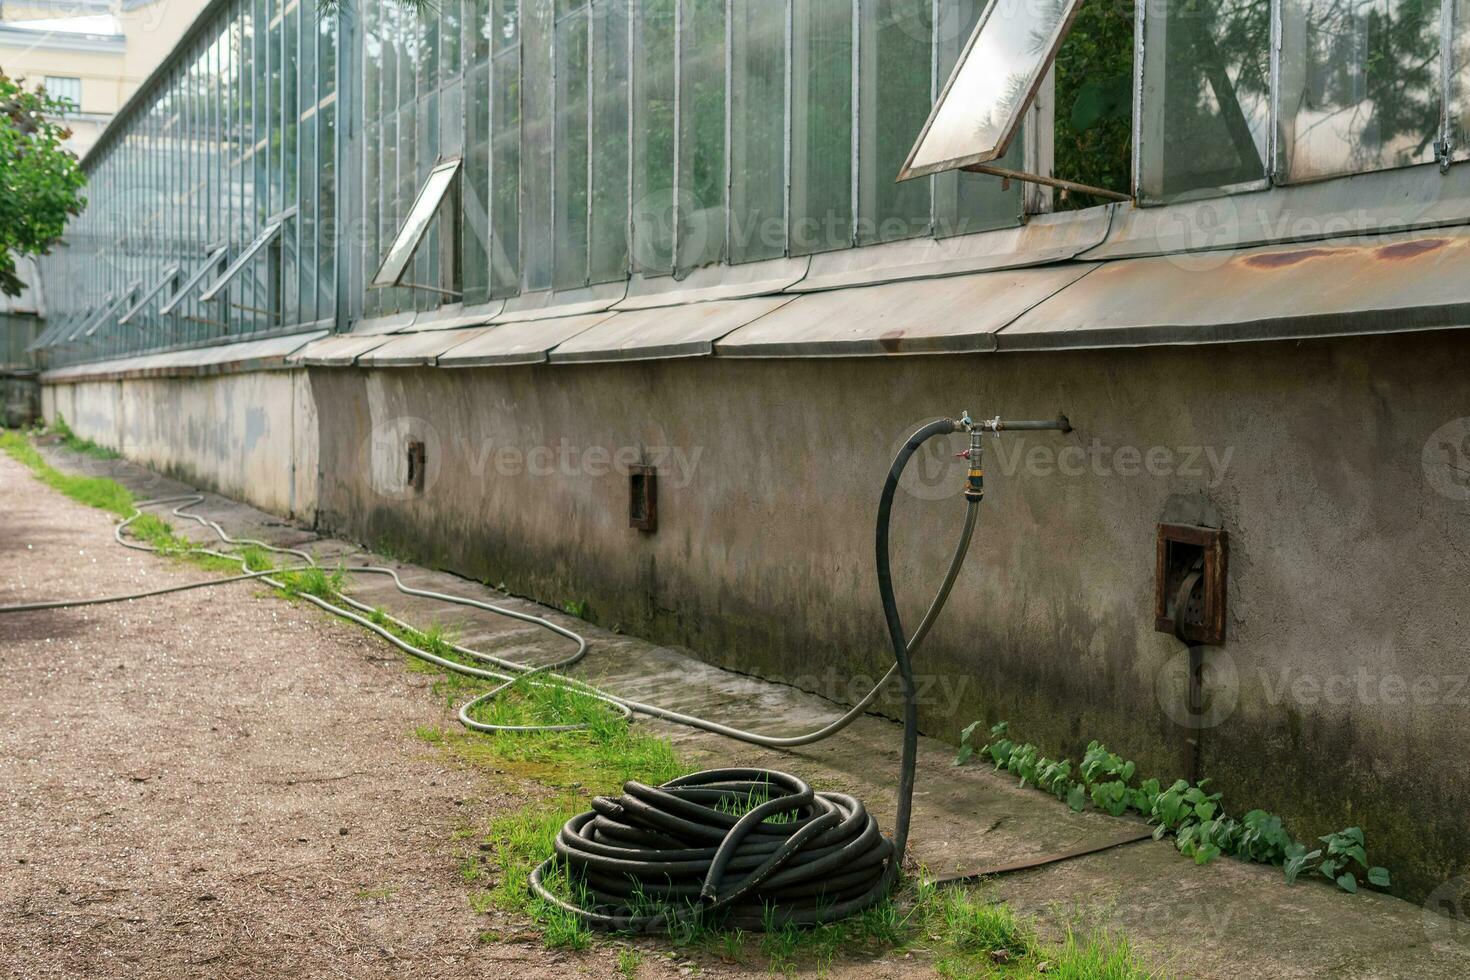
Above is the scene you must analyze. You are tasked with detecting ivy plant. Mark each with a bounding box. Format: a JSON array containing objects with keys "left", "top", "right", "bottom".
[{"left": 955, "top": 720, "right": 1391, "bottom": 895}]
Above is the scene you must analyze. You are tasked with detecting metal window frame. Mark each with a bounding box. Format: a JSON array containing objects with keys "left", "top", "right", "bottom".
[
  {"left": 159, "top": 245, "right": 230, "bottom": 316},
  {"left": 200, "top": 216, "right": 291, "bottom": 303},
  {"left": 65, "top": 296, "right": 114, "bottom": 344},
  {"left": 899, "top": 0, "right": 1086, "bottom": 182},
  {"left": 118, "top": 265, "right": 183, "bottom": 326},
  {"left": 27, "top": 310, "right": 82, "bottom": 352},
  {"left": 371, "top": 156, "right": 463, "bottom": 291},
  {"left": 84, "top": 282, "right": 142, "bottom": 338}
]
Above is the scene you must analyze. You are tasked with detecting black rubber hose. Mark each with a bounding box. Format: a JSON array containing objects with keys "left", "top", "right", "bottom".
[
  {"left": 531, "top": 419, "right": 965, "bottom": 932},
  {"left": 876, "top": 417, "right": 962, "bottom": 875}
]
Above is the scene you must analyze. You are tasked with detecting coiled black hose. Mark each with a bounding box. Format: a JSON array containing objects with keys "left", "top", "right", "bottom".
[
  {"left": 532, "top": 419, "right": 968, "bottom": 932},
  {"left": 530, "top": 769, "right": 894, "bottom": 931}
]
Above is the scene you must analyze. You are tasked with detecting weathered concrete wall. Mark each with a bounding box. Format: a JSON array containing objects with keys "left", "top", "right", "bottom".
[
  {"left": 41, "top": 370, "right": 318, "bottom": 520},
  {"left": 307, "top": 332, "right": 1470, "bottom": 902}
]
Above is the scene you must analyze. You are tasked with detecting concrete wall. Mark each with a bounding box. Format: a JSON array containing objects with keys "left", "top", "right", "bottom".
[
  {"left": 43, "top": 369, "right": 317, "bottom": 519},
  {"left": 304, "top": 331, "right": 1470, "bottom": 902}
]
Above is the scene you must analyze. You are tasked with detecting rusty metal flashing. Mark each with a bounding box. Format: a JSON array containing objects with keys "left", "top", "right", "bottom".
[
  {"left": 435, "top": 312, "right": 620, "bottom": 368},
  {"left": 357, "top": 327, "right": 494, "bottom": 368},
  {"left": 42, "top": 331, "right": 328, "bottom": 384},
  {"left": 287, "top": 333, "right": 396, "bottom": 368},
  {"left": 716, "top": 264, "right": 1093, "bottom": 358},
  {"left": 550, "top": 296, "right": 798, "bottom": 364},
  {"left": 47, "top": 212, "right": 1470, "bottom": 376},
  {"left": 998, "top": 229, "right": 1470, "bottom": 352}
]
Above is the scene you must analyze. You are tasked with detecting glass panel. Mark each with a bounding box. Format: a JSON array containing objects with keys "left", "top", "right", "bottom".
[
  {"left": 398, "top": 4, "right": 418, "bottom": 109},
  {"left": 1450, "top": 1, "right": 1469, "bottom": 152},
  {"left": 589, "top": 0, "right": 631, "bottom": 284},
  {"left": 319, "top": 13, "right": 337, "bottom": 318},
  {"left": 729, "top": 0, "right": 787, "bottom": 264},
  {"left": 464, "top": 64, "right": 492, "bottom": 305},
  {"left": 365, "top": 120, "right": 383, "bottom": 315},
  {"left": 415, "top": 93, "right": 440, "bottom": 310},
  {"left": 375, "top": 158, "right": 460, "bottom": 288},
  {"left": 379, "top": 114, "right": 398, "bottom": 312},
  {"left": 677, "top": 0, "right": 727, "bottom": 273},
  {"left": 858, "top": 0, "right": 931, "bottom": 244},
  {"left": 554, "top": 2, "right": 592, "bottom": 289},
  {"left": 1137, "top": 0, "right": 1273, "bottom": 202},
  {"left": 490, "top": 0, "right": 521, "bottom": 297},
  {"left": 791, "top": 0, "right": 852, "bottom": 255},
  {"left": 442, "top": 0, "right": 463, "bottom": 79},
  {"left": 283, "top": 0, "right": 300, "bottom": 326},
  {"left": 903, "top": 0, "right": 1081, "bottom": 179},
  {"left": 632, "top": 0, "right": 676, "bottom": 273},
  {"left": 522, "top": 0, "right": 555, "bottom": 290},
  {"left": 1278, "top": 0, "right": 1443, "bottom": 182},
  {"left": 396, "top": 100, "right": 417, "bottom": 309},
  {"left": 469, "top": 0, "right": 491, "bottom": 65},
  {"left": 318, "top": 100, "right": 336, "bottom": 320},
  {"left": 934, "top": 0, "right": 1025, "bottom": 235}
]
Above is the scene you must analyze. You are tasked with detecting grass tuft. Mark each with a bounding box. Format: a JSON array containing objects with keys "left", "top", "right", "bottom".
[
  {"left": 49, "top": 416, "right": 121, "bottom": 459},
  {"left": 2, "top": 429, "right": 134, "bottom": 516}
]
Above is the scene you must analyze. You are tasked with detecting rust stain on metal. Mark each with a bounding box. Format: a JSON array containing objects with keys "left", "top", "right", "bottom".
[
  {"left": 1374, "top": 238, "right": 1447, "bottom": 261},
  {"left": 1241, "top": 247, "right": 1335, "bottom": 270},
  {"left": 878, "top": 329, "right": 906, "bottom": 353}
]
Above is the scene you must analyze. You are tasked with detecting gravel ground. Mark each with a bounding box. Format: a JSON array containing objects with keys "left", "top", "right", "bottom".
[{"left": 0, "top": 451, "right": 715, "bottom": 979}]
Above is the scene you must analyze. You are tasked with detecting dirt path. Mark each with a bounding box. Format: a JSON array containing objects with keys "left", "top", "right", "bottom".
[{"left": 0, "top": 451, "right": 692, "bottom": 979}]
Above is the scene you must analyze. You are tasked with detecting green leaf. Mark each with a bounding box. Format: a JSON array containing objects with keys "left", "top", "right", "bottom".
[
  {"left": 1319, "top": 858, "right": 1340, "bottom": 881},
  {"left": 953, "top": 744, "right": 974, "bottom": 767},
  {"left": 1194, "top": 802, "right": 1217, "bottom": 822},
  {"left": 1336, "top": 873, "right": 1358, "bottom": 894},
  {"left": 1069, "top": 75, "right": 1132, "bottom": 133},
  {"left": 1367, "top": 867, "right": 1391, "bottom": 888},
  {"left": 1067, "top": 785, "right": 1087, "bottom": 812},
  {"left": 1346, "top": 844, "right": 1368, "bottom": 869},
  {"left": 960, "top": 720, "right": 982, "bottom": 743}
]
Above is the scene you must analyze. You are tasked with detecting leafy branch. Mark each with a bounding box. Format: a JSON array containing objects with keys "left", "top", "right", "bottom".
[{"left": 0, "top": 72, "right": 87, "bottom": 297}]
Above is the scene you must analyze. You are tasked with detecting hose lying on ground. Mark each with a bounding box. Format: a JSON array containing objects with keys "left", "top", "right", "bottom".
[{"left": 1, "top": 422, "right": 976, "bottom": 930}]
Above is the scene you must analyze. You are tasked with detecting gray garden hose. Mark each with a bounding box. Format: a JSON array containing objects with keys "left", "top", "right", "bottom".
[
  {"left": 2, "top": 488, "right": 977, "bottom": 748},
  {"left": 2, "top": 423, "right": 979, "bottom": 931}
]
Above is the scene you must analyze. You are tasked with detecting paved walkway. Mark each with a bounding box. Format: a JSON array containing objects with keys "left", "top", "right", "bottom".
[{"left": 5, "top": 443, "right": 1469, "bottom": 977}]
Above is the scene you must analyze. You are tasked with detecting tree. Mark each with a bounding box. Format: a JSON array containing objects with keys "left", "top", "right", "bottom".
[{"left": 0, "top": 72, "right": 86, "bottom": 298}]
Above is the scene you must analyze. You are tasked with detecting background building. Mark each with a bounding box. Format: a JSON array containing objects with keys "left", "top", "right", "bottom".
[
  {"left": 0, "top": 0, "right": 209, "bottom": 155},
  {"left": 23, "top": 0, "right": 1470, "bottom": 906}
]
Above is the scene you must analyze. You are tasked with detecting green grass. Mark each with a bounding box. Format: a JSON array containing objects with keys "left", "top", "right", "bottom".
[
  {"left": 2, "top": 429, "right": 134, "bottom": 516},
  {"left": 3, "top": 426, "right": 1159, "bottom": 977},
  {"left": 616, "top": 946, "right": 642, "bottom": 978},
  {"left": 49, "top": 415, "right": 120, "bottom": 459}
]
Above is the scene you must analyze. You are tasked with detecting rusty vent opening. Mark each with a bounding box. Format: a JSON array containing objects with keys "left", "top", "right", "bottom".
[
  {"left": 1155, "top": 523, "right": 1227, "bottom": 645},
  {"left": 629, "top": 466, "right": 657, "bottom": 533},
  {"left": 406, "top": 440, "right": 427, "bottom": 494}
]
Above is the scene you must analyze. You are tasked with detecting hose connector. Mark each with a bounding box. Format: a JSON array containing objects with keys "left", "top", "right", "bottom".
[{"left": 963, "top": 427, "right": 985, "bottom": 502}]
